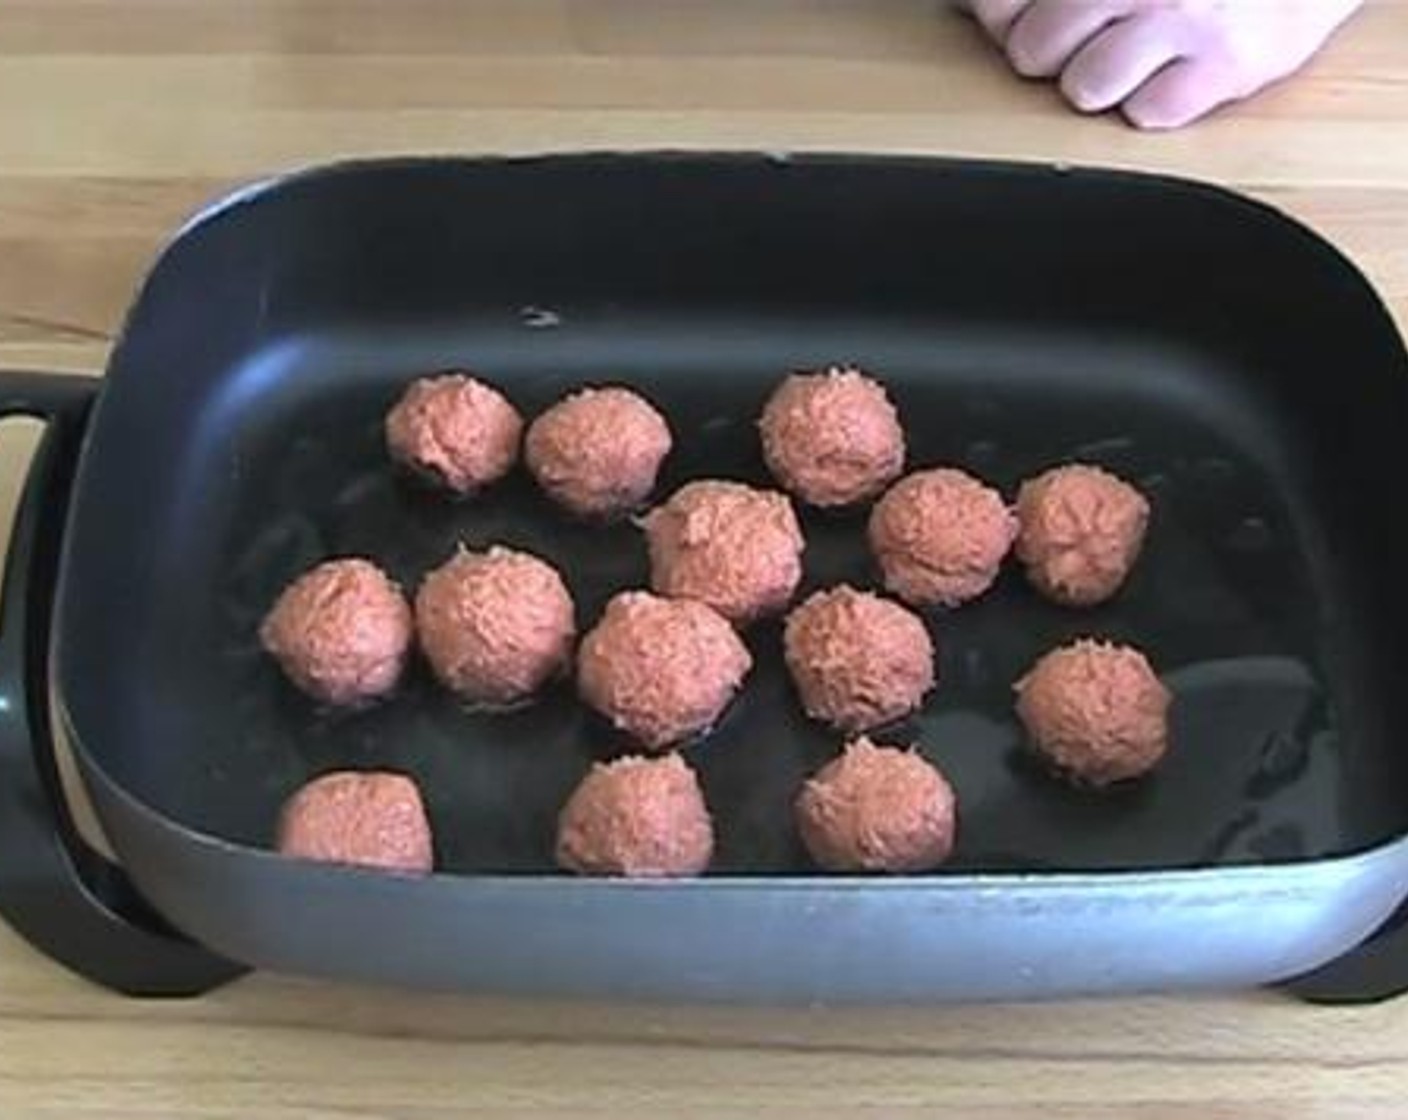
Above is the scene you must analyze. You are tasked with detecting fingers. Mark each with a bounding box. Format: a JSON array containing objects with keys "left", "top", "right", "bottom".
[
  {"left": 1060, "top": 14, "right": 1189, "bottom": 114},
  {"left": 969, "top": 1, "right": 1297, "bottom": 130},
  {"left": 1005, "top": 0, "right": 1137, "bottom": 78},
  {"left": 967, "top": 0, "right": 1033, "bottom": 42},
  {"left": 1121, "top": 59, "right": 1241, "bottom": 130}
]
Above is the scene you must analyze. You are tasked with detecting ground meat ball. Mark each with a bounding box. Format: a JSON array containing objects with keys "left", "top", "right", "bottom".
[
  {"left": 556, "top": 754, "right": 714, "bottom": 877},
  {"left": 643, "top": 480, "right": 805, "bottom": 624},
  {"left": 868, "top": 467, "right": 1016, "bottom": 608},
  {"left": 259, "top": 558, "right": 413, "bottom": 706},
  {"left": 277, "top": 771, "right": 433, "bottom": 874},
  {"left": 759, "top": 367, "right": 905, "bottom": 507},
  {"left": 384, "top": 373, "right": 522, "bottom": 495},
  {"left": 577, "top": 591, "right": 752, "bottom": 749},
  {"left": 415, "top": 545, "right": 576, "bottom": 705},
  {"left": 1015, "top": 639, "right": 1171, "bottom": 786},
  {"left": 795, "top": 738, "right": 957, "bottom": 872},
  {"left": 1015, "top": 464, "right": 1151, "bottom": 606},
  {"left": 783, "top": 585, "right": 935, "bottom": 732},
  {"left": 525, "top": 386, "right": 673, "bottom": 518}
]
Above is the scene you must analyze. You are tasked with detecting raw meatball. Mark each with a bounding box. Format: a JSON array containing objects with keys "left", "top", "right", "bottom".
[
  {"left": 783, "top": 585, "right": 935, "bottom": 732},
  {"left": 415, "top": 545, "right": 575, "bottom": 705},
  {"left": 578, "top": 591, "right": 752, "bottom": 749},
  {"left": 1015, "top": 464, "right": 1151, "bottom": 606},
  {"left": 759, "top": 367, "right": 905, "bottom": 507},
  {"left": 277, "top": 771, "right": 433, "bottom": 874},
  {"left": 385, "top": 372, "right": 522, "bottom": 495},
  {"left": 260, "top": 558, "right": 413, "bottom": 706},
  {"left": 1015, "top": 639, "right": 1171, "bottom": 786},
  {"left": 868, "top": 467, "right": 1016, "bottom": 608},
  {"left": 795, "top": 738, "right": 957, "bottom": 872},
  {"left": 525, "top": 386, "right": 673, "bottom": 518},
  {"left": 643, "top": 480, "right": 804, "bottom": 624},
  {"left": 556, "top": 754, "right": 714, "bottom": 877}
]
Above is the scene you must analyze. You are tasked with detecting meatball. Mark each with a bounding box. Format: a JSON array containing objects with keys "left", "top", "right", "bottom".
[
  {"left": 277, "top": 771, "right": 433, "bottom": 874},
  {"left": 259, "top": 557, "right": 413, "bottom": 706},
  {"left": 643, "top": 480, "right": 805, "bottom": 624},
  {"left": 525, "top": 386, "right": 673, "bottom": 518},
  {"left": 868, "top": 467, "right": 1016, "bottom": 608},
  {"left": 578, "top": 591, "right": 752, "bottom": 749},
  {"left": 415, "top": 545, "right": 576, "bottom": 706},
  {"left": 1015, "top": 464, "right": 1151, "bottom": 606},
  {"left": 384, "top": 372, "right": 522, "bottom": 495},
  {"left": 783, "top": 585, "right": 935, "bottom": 732},
  {"left": 556, "top": 754, "right": 714, "bottom": 877},
  {"left": 795, "top": 738, "right": 957, "bottom": 872},
  {"left": 759, "top": 367, "right": 905, "bottom": 507},
  {"left": 1015, "top": 639, "right": 1171, "bottom": 786}
]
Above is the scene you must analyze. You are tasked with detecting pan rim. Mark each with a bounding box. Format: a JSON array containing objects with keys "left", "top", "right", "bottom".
[{"left": 54, "top": 151, "right": 1408, "bottom": 885}]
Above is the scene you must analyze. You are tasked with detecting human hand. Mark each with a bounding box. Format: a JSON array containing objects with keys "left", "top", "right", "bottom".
[{"left": 964, "top": 0, "right": 1362, "bottom": 129}]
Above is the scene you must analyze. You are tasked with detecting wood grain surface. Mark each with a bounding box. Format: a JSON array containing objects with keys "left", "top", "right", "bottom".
[{"left": 2, "top": 3, "right": 1408, "bottom": 1117}]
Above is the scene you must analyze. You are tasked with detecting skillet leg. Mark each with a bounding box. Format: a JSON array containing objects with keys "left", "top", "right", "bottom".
[
  {"left": 1282, "top": 903, "right": 1408, "bottom": 1004},
  {"left": 0, "top": 371, "right": 246, "bottom": 996}
]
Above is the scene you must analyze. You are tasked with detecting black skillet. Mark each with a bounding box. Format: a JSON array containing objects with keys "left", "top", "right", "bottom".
[{"left": 1, "top": 155, "right": 1406, "bottom": 1001}]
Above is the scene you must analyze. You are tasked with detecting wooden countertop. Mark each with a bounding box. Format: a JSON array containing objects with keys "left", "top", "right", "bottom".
[{"left": 3, "top": 3, "right": 1408, "bottom": 1116}]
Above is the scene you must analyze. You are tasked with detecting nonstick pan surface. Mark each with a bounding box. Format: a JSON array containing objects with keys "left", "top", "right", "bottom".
[{"left": 55, "top": 155, "right": 1408, "bottom": 885}]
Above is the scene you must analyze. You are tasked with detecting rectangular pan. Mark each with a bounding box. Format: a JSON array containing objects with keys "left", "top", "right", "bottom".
[{"left": 2, "top": 154, "right": 1408, "bottom": 1002}]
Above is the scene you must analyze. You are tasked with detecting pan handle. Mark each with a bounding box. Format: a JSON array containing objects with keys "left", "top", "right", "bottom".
[
  {"left": 1283, "top": 901, "right": 1408, "bottom": 1005},
  {"left": 0, "top": 371, "right": 244, "bottom": 996}
]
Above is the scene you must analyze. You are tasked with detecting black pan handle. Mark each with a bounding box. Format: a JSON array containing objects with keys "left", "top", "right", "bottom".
[
  {"left": 1283, "top": 901, "right": 1408, "bottom": 1004},
  {"left": 0, "top": 371, "right": 244, "bottom": 996}
]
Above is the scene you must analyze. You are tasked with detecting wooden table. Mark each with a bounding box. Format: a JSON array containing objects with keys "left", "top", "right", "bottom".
[{"left": 2, "top": 3, "right": 1408, "bottom": 1116}]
